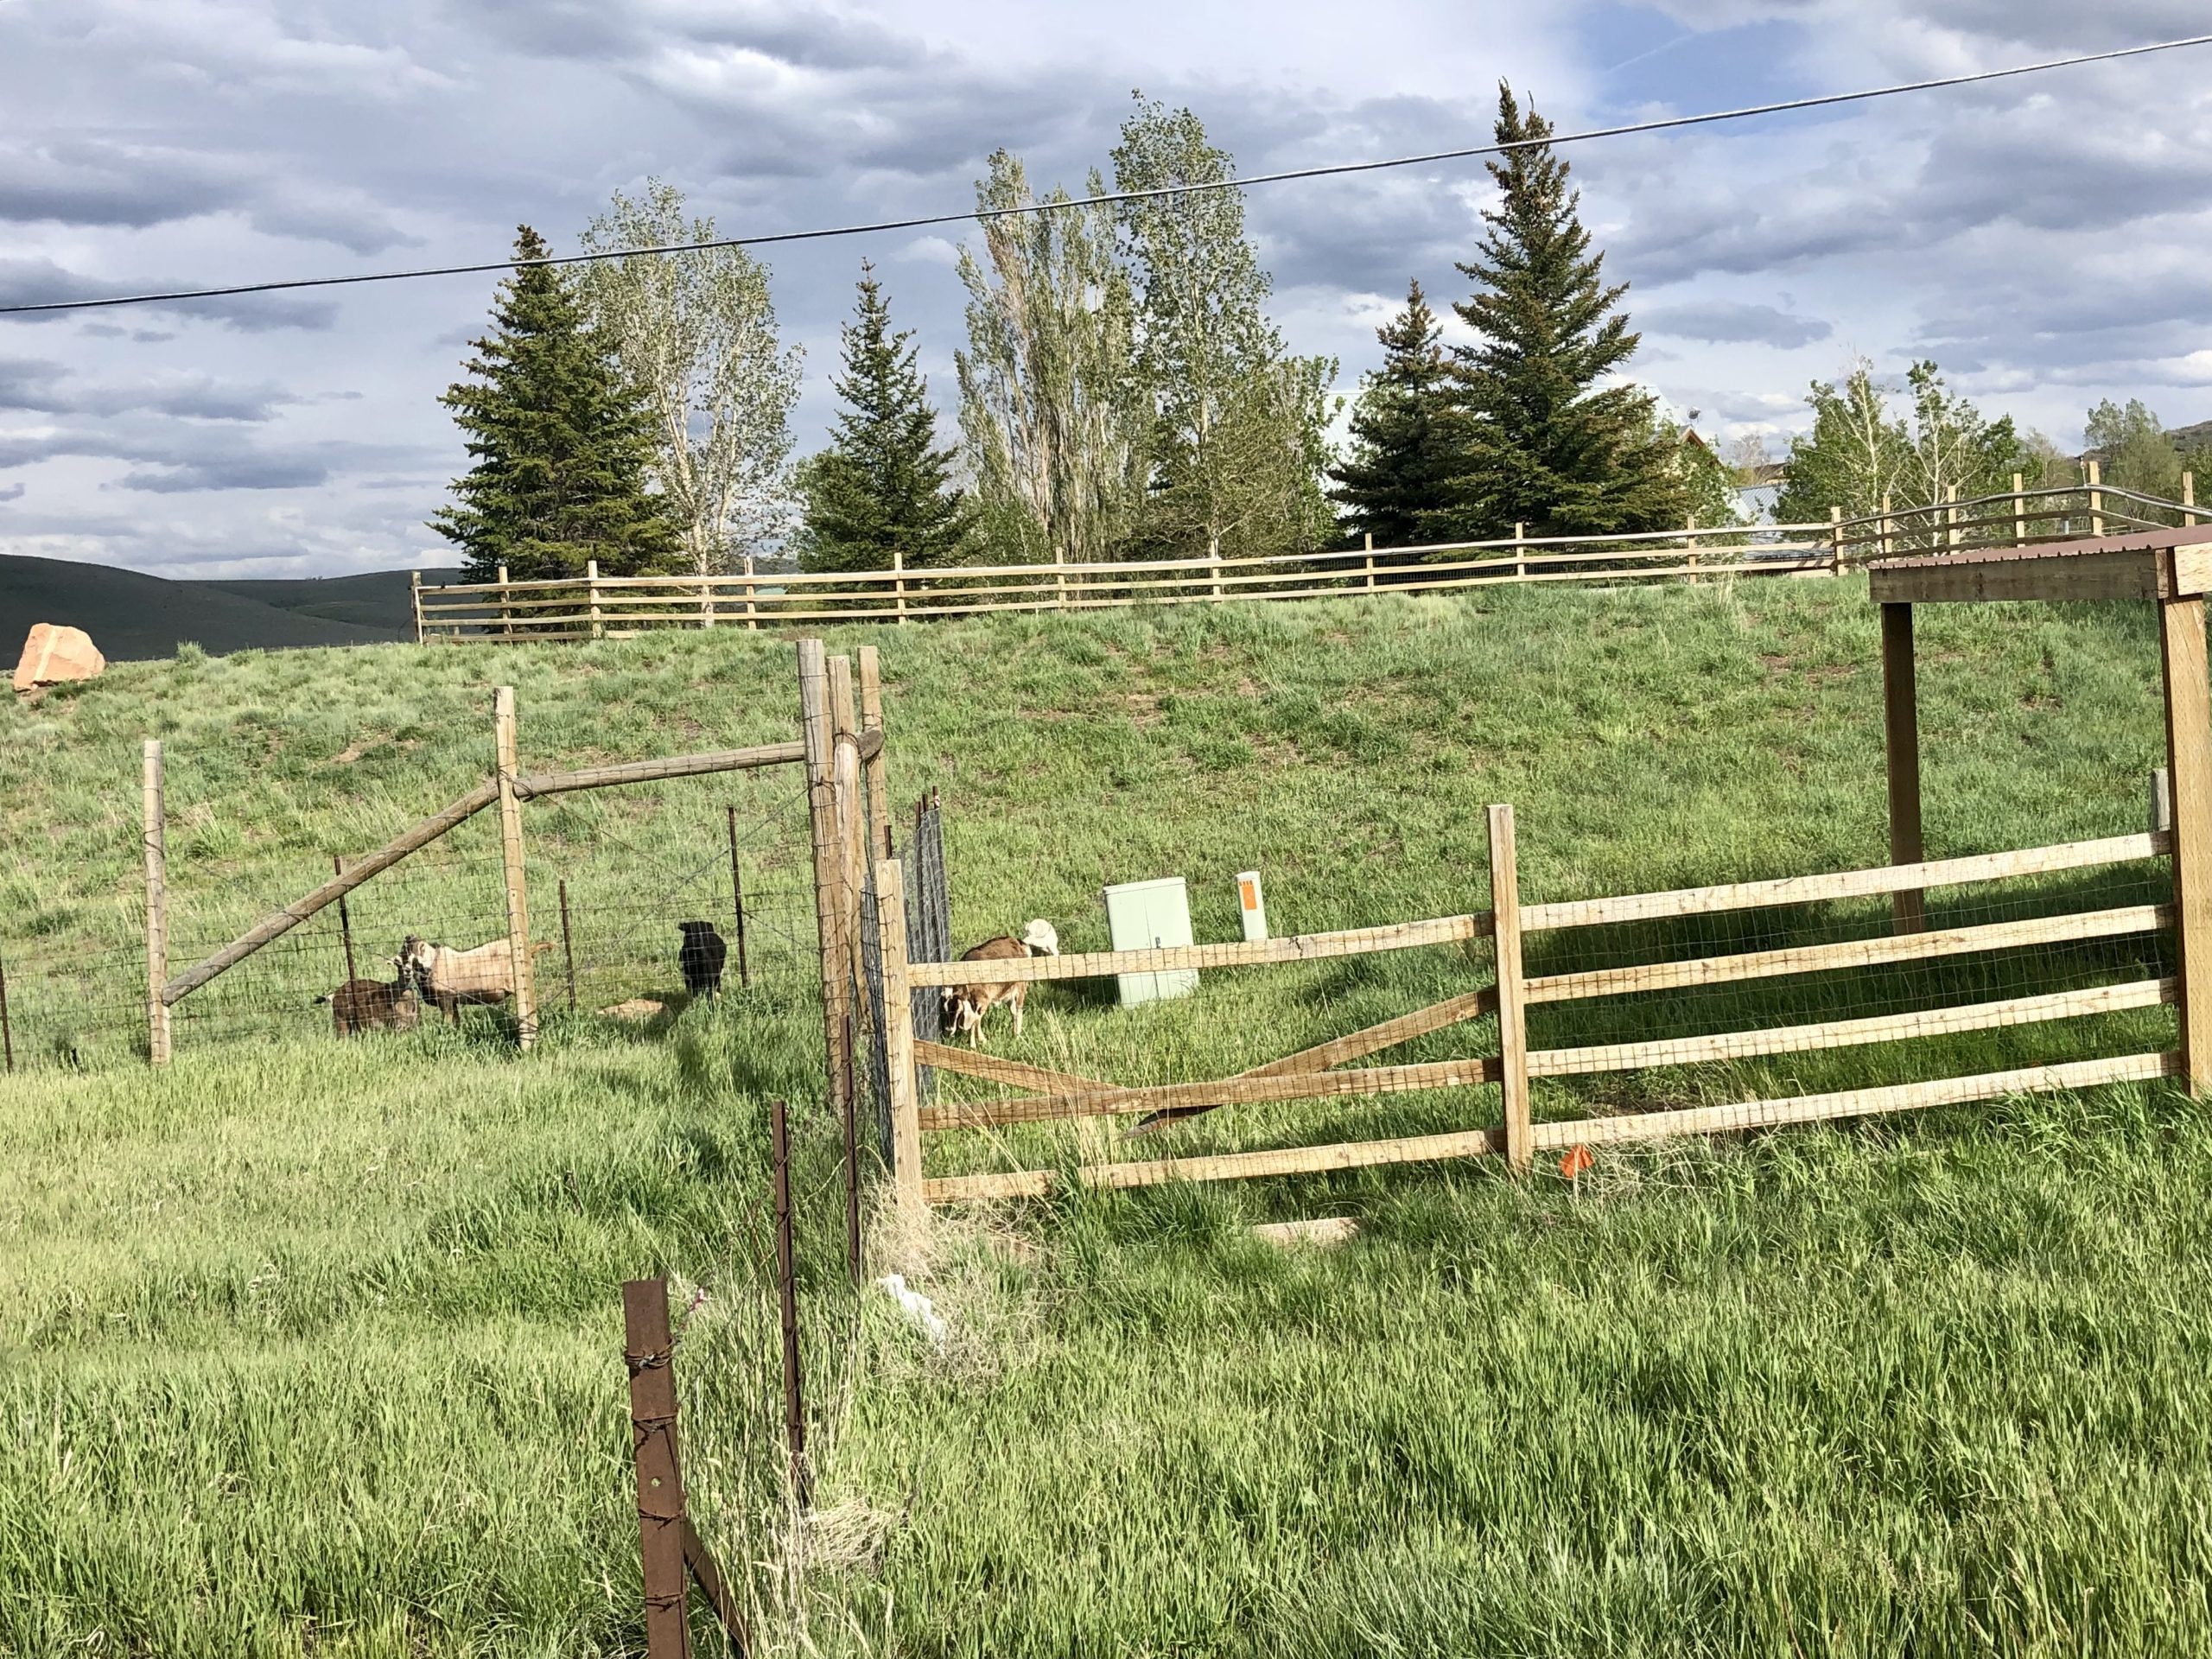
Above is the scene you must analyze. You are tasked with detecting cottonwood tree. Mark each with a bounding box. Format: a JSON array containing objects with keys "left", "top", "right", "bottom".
[
  {"left": 1899, "top": 360, "right": 2026, "bottom": 512},
  {"left": 1773, "top": 357, "right": 1911, "bottom": 525},
  {"left": 796, "top": 264, "right": 971, "bottom": 574},
  {"left": 1112, "top": 94, "right": 1337, "bottom": 560},
  {"left": 432, "top": 226, "right": 677, "bottom": 582},
  {"left": 575, "top": 181, "right": 802, "bottom": 576},
  {"left": 2085, "top": 397, "right": 2184, "bottom": 499},
  {"left": 1329, "top": 279, "right": 1460, "bottom": 547},
  {"left": 954, "top": 149, "right": 1146, "bottom": 565},
  {"left": 1441, "top": 82, "right": 1684, "bottom": 539}
]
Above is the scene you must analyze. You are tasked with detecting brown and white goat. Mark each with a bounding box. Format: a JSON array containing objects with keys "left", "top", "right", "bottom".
[
  {"left": 398, "top": 934, "right": 553, "bottom": 1023},
  {"left": 942, "top": 919, "right": 1058, "bottom": 1047},
  {"left": 315, "top": 970, "right": 421, "bottom": 1036}
]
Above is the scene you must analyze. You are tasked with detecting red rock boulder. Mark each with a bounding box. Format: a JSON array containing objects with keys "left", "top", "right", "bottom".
[{"left": 13, "top": 624, "right": 106, "bottom": 694}]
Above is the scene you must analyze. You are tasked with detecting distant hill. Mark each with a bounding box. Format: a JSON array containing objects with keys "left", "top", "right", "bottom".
[{"left": 0, "top": 556, "right": 459, "bottom": 662}]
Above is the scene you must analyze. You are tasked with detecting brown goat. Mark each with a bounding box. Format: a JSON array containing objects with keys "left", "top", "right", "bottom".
[
  {"left": 316, "top": 974, "right": 421, "bottom": 1036},
  {"left": 942, "top": 919, "right": 1058, "bottom": 1047}
]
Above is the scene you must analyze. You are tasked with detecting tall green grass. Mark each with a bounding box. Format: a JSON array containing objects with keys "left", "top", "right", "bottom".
[{"left": 3, "top": 577, "right": 2208, "bottom": 1655}]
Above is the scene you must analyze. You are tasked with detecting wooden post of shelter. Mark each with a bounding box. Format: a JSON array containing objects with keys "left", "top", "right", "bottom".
[
  {"left": 586, "top": 559, "right": 604, "bottom": 641},
  {"left": 1486, "top": 804, "right": 1530, "bottom": 1170},
  {"left": 857, "top": 645, "right": 893, "bottom": 860},
  {"left": 333, "top": 854, "right": 359, "bottom": 988},
  {"left": 2160, "top": 594, "right": 2212, "bottom": 1094},
  {"left": 410, "top": 569, "right": 424, "bottom": 645},
  {"left": 2012, "top": 473, "right": 2027, "bottom": 547},
  {"left": 798, "top": 641, "right": 855, "bottom": 1133},
  {"left": 1880, "top": 603, "right": 1926, "bottom": 933},
  {"left": 493, "top": 687, "right": 537, "bottom": 1049},
  {"left": 2088, "top": 458, "right": 2106, "bottom": 538},
  {"left": 143, "top": 739, "right": 170, "bottom": 1068},
  {"left": 877, "top": 856, "right": 922, "bottom": 1209}
]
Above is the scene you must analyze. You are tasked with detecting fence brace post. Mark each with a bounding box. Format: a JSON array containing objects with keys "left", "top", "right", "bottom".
[
  {"left": 1485, "top": 804, "right": 1529, "bottom": 1170},
  {"left": 876, "top": 856, "right": 922, "bottom": 1209},
  {"left": 493, "top": 687, "right": 537, "bottom": 1049},
  {"left": 143, "top": 738, "right": 170, "bottom": 1067},
  {"left": 798, "top": 641, "right": 856, "bottom": 1137}
]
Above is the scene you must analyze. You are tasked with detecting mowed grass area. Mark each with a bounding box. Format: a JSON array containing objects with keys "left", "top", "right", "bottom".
[{"left": 5, "top": 577, "right": 2212, "bottom": 1655}]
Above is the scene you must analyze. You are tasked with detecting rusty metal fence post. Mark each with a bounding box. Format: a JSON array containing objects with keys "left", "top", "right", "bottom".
[{"left": 769, "top": 1099, "right": 811, "bottom": 1506}]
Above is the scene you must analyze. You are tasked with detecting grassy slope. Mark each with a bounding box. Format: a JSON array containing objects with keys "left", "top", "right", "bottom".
[
  {"left": 3, "top": 579, "right": 2210, "bottom": 1656},
  {"left": 0, "top": 555, "right": 420, "bottom": 662}
]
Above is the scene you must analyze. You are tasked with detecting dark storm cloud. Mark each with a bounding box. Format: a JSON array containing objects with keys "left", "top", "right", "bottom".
[
  {"left": 0, "top": 140, "right": 249, "bottom": 229},
  {"left": 1643, "top": 300, "right": 1831, "bottom": 346}
]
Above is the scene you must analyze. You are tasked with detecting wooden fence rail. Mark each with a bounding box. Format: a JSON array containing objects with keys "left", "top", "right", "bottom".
[
  {"left": 415, "top": 484, "right": 2197, "bottom": 643},
  {"left": 895, "top": 818, "right": 2182, "bottom": 1205}
]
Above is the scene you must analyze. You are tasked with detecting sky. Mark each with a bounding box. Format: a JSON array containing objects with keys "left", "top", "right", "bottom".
[{"left": 2, "top": 0, "right": 2210, "bottom": 579}]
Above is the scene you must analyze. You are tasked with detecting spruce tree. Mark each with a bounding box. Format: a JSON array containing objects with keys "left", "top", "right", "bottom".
[
  {"left": 431, "top": 226, "right": 677, "bottom": 582},
  {"left": 1328, "top": 279, "right": 1458, "bottom": 546},
  {"left": 797, "top": 264, "right": 971, "bottom": 574},
  {"left": 1442, "top": 85, "right": 1685, "bottom": 539}
]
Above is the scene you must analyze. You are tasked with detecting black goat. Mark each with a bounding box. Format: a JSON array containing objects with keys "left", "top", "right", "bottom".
[{"left": 677, "top": 921, "right": 728, "bottom": 999}]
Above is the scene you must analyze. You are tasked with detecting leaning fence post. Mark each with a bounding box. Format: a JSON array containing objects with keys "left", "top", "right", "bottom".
[
  {"left": 493, "top": 688, "right": 537, "bottom": 1049},
  {"left": 725, "top": 808, "right": 750, "bottom": 988},
  {"left": 768, "top": 1100, "right": 812, "bottom": 1505},
  {"left": 1486, "top": 804, "right": 1529, "bottom": 1170},
  {"left": 333, "top": 854, "right": 359, "bottom": 988},
  {"left": 623, "top": 1278, "right": 695, "bottom": 1659},
  {"left": 876, "top": 857, "right": 922, "bottom": 1210},
  {"left": 143, "top": 739, "right": 171, "bottom": 1067}
]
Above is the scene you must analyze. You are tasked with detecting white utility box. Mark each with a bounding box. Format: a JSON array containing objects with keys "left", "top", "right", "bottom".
[{"left": 1102, "top": 875, "right": 1198, "bottom": 1007}]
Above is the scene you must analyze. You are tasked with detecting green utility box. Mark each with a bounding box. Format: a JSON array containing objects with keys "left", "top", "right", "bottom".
[{"left": 1102, "top": 875, "right": 1198, "bottom": 1007}]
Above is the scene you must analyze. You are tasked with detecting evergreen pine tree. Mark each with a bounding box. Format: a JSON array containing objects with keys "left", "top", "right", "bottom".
[
  {"left": 1327, "top": 279, "right": 1458, "bottom": 546},
  {"left": 431, "top": 226, "right": 678, "bottom": 582},
  {"left": 797, "top": 264, "right": 971, "bottom": 574},
  {"left": 1442, "top": 85, "right": 1685, "bottom": 539}
]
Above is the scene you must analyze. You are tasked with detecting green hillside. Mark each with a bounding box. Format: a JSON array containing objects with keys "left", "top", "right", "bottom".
[
  {"left": 0, "top": 555, "right": 448, "bottom": 662},
  {"left": 3, "top": 581, "right": 2209, "bottom": 1656}
]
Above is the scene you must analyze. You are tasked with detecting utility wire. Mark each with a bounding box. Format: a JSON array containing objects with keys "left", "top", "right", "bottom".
[{"left": 4, "top": 31, "right": 2209, "bottom": 318}]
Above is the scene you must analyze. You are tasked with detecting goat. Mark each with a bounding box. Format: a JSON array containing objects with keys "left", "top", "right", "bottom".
[
  {"left": 398, "top": 933, "right": 553, "bottom": 1023},
  {"left": 677, "top": 921, "right": 728, "bottom": 1000},
  {"left": 315, "top": 968, "right": 421, "bottom": 1036},
  {"left": 942, "top": 919, "right": 1058, "bottom": 1048}
]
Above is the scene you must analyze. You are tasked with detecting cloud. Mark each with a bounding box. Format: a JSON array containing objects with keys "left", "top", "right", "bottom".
[
  {"left": 0, "top": 257, "right": 340, "bottom": 332},
  {"left": 0, "top": 356, "right": 299, "bottom": 421},
  {"left": 0, "top": 481, "right": 22, "bottom": 503},
  {"left": 1642, "top": 300, "right": 1831, "bottom": 347}
]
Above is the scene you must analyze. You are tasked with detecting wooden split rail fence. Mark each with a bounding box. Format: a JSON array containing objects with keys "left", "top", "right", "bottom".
[
  {"left": 872, "top": 809, "right": 2178, "bottom": 1205},
  {"left": 411, "top": 482, "right": 2201, "bottom": 642}
]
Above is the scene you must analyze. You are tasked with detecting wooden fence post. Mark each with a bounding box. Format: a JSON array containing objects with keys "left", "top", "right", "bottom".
[
  {"left": 893, "top": 548, "right": 908, "bottom": 623},
  {"left": 1945, "top": 486, "right": 1960, "bottom": 551},
  {"left": 1363, "top": 531, "right": 1376, "bottom": 593},
  {"left": 1512, "top": 521, "right": 1526, "bottom": 580},
  {"left": 768, "top": 1100, "right": 812, "bottom": 1504},
  {"left": 742, "top": 552, "right": 759, "bottom": 631},
  {"left": 1685, "top": 516, "right": 1699, "bottom": 580},
  {"left": 2012, "top": 473, "right": 2026, "bottom": 546},
  {"left": 798, "top": 641, "right": 855, "bottom": 1134},
  {"left": 1882, "top": 603, "right": 1926, "bottom": 934},
  {"left": 2186, "top": 471, "right": 2197, "bottom": 529},
  {"left": 2160, "top": 596, "right": 2212, "bottom": 1094},
  {"left": 333, "top": 854, "right": 359, "bottom": 988},
  {"left": 586, "top": 559, "right": 603, "bottom": 641},
  {"left": 829, "top": 656, "right": 865, "bottom": 978},
  {"left": 497, "top": 563, "right": 511, "bottom": 639},
  {"left": 1054, "top": 550, "right": 1070, "bottom": 613},
  {"left": 699, "top": 572, "right": 715, "bottom": 631},
  {"left": 622, "top": 1278, "right": 694, "bottom": 1659},
  {"left": 1486, "top": 805, "right": 1529, "bottom": 1169},
  {"left": 2088, "top": 458, "right": 2106, "bottom": 538},
  {"left": 1209, "top": 535, "right": 1224, "bottom": 601},
  {"left": 410, "top": 569, "right": 424, "bottom": 645},
  {"left": 877, "top": 856, "right": 922, "bottom": 1209},
  {"left": 493, "top": 687, "right": 537, "bottom": 1049},
  {"left": 143, "top": 739, "right": 170, "bottom": 1068},
  {"left": 857, "top": 645, "right": 893, "bottom": 860},
  {"left": 1829, "top": 505, "right": 1843, "bottom": 573}
]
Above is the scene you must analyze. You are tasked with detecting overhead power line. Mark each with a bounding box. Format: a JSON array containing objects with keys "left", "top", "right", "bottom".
[{"left": 4, "top": 31, "right": 2209, "bottom": 319}]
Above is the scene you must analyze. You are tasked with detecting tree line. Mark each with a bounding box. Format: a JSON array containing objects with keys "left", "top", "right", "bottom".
[{"left": 431, "top": 86, "right": 2209, "bottom": 588}]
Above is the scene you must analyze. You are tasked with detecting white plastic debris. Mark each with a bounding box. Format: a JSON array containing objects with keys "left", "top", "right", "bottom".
[{"left": 873, "top": 1273, "right": 947, "bottom": 1344}]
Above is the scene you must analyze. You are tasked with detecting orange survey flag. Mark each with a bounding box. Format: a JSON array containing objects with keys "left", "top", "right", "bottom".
[{"left": 1560, "top": 1145, "right": 1594, "bottom": 1181}]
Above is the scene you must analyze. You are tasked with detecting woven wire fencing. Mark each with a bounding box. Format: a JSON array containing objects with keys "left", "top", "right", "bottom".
[{"left": 853, "top": 791, "right": 952, "bottom": 1161}]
